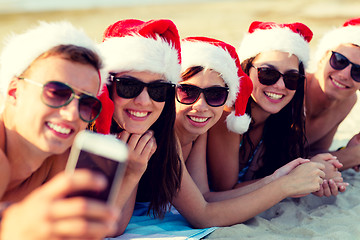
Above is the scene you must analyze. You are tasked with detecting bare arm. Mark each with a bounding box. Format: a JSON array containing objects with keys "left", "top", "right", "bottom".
[
  {"left": 112, "top": 130, "right": 156, "bottom": 236},
  {"left": 332, "top": 132, "right": 360, "bottom": 171},
  {"left": 207, "top": 111, "right": 241, "bottom": 191},
  {"left": 172, "top": 160, "right": 325, "bottom": 228}
]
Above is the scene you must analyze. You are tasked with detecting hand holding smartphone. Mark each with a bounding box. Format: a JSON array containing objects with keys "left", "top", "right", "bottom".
[{"left": 65, "top": 130, "right": 128, "bottom": 205}]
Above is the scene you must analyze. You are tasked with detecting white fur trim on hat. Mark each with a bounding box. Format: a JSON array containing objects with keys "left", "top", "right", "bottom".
[
  {"left": 99, "top": 35, "right": 181, "bottom": 84},
  {"left": 0, "top": 21, "right": 102, "bottom": 98},
  {"left": 309, "top": 25, "right": 360, "bottom": 73},
  {"left": 226, "top": 111, "right": 251, "bottom": 134},
  {"left": 238, "top": 27, "right": 310, "bottom": 68},
  {"left": 181, "top": 41, "right": 239, "bottom": 107}
]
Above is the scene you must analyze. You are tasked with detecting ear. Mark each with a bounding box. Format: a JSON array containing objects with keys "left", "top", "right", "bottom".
[{"left": 6, "top": 77, "right": 19, "bottom": 104}]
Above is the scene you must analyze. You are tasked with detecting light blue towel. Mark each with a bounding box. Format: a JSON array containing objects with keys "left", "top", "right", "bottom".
[{"left": 106, "top": 203, "right": 217, "bottom": 240}]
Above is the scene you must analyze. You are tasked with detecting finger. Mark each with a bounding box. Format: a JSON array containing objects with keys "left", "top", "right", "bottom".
[
  {"left": 117, "top": 131, "right": 131, "bottom": 142},
  {"left": 140, "top": 137, "right": 157, "bottom": 160},
  {"left": 313, "top": 186, "right": 324, "bottom": 197},
  {"left": 285, "top": 158, "right": 310, "bottom": 171},
  {"left": 327, "top": 159, "right": 343, "bottom": 169},
  {"left": 40, "top": 170, "right": 107, "bottom": 200},
  {"left": 126, "top": 133, "right": 143, "bottom": 151},
  {"left": 52, "top": 218, "right": 115, "bottom": 239},
  {"left": 136, "top": 131, "right": 155, "bottom": 155},
  {"left": 328, "top": 179, "right": 339, "bottom": 196},
  {"left": 322, "top": 180, "right": 332, "bottom": 197},
  {"left": 49, "top": 198, "right": 118, "bottom": 221}
]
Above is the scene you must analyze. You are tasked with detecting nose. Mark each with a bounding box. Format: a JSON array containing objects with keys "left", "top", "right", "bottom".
[
  {"left": 133, "top": 87, "right": 152, "bottom": 106},
  {"left": 339, "top": 64, "right": 353, "bottom": 80},
  {"left": 192, "top": 93, "right": 208, "bottom": 111},
  {"left": 59, "top": 97, "right": 79, "bottom": 122},
  {"left": 273, "top": 76, "right": 286, "bottom": 89}
]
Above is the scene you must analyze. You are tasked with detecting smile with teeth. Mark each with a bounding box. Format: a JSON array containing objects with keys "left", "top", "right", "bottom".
[
  {"left": 47, "top": 122, "right": 71, "bottom": 135},
  {"left": 189, "top": 116, "right": 209, "bottom": 123},
  {"left": 128, "top": 110, "right": 149, "bottom": 117},
  {"left": 265, "top": 91, "right": 283, "bottom": 100},
  {"left": 331, "top": 78, "right": 346, "bottom": 88}
]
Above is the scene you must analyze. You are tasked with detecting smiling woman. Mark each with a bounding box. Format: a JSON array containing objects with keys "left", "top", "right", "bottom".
[{"left": 207, "top": 21, "right": 344, "bottom": 194}]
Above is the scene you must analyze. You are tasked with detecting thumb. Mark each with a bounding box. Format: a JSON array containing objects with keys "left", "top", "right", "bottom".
[{"left": 39, "top": 170, "right": 107, "bottom": 200}]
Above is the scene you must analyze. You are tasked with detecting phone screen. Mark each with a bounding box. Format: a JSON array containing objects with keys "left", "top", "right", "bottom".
[{"left": 68, "top": 149, "right": 126, "bottom": 202}]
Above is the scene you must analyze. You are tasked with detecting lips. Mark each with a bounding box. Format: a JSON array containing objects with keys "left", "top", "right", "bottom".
[
  {"left": 331, "top": 77, "right": 347, "bottom": 89},
  {"left": 46, "top": 122, "right": 73, "bottom": 135},
  {"left": 264, "top": 91, "right": 284, "bottom": 100},
  {"left": 188, "top": 116, "right": 209, "bottom": 123}
]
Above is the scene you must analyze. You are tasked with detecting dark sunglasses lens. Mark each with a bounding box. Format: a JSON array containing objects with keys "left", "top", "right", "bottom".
[
  {"left": 351, "top": 65, "right": 360, "bottom": 82},
  {"left": 176, "top": 85, "right": 200, "bottom": 104},
  {"left": 116, "top": 78, "right": 144, "bottom": 99},
  {"left": 42, "top": 81, "right": 73, "bottom": 107},
  {"left": 148, "top": 83, "right": 171, "bottom": 102},
  {"left": 330, "top": 52, "right": 349, "bottom": 70},
  {"left": 283, "top": 72, "right": 301, "bottom": 90},
  {"left": 78, "top": 96, "right": 102, "bottom": 122},
  {"left": 204, "top": 87, "right": 228, "bottom": 107},
  {"left": 257, "top": 68, "right": 280, "bottom": 86}
]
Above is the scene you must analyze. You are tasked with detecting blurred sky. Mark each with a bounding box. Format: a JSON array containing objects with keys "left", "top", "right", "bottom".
[{"left": 0, "top": 0, "right": 220, "bottom": 13}]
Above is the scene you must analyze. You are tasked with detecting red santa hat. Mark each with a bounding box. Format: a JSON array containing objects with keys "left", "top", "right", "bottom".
[
  {"left": 238, "top": 21, "right": 313, "bottom": 68},
  {"left": 0, "top": 21, "right": 102, "bottom": 98},
  {"left": 96, "top": 19, "right": 181, "bottom": 134},
  {"left": 181, "top": 37, "right": 253, "bottom": 134},
  {"left": 310, "top": 17, "right": 360, "bottom": 72}
]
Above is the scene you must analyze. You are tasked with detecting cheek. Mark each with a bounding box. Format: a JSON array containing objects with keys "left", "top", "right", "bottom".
[{"left": 153, "top": 101, "right": 166, "bottom": 118}]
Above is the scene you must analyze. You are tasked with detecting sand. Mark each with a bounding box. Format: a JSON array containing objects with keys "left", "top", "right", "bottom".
[{"left": 1, "top": 0, "right": 359, "bottom": 239}]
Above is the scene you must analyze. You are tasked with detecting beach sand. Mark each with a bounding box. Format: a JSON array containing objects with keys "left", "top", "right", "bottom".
[{"left": 1, "top": 0, "right": 359, "bottom": 239}]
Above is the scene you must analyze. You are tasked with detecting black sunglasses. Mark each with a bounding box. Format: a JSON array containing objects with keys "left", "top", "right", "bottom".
[
  {"left": 252, "top": 65, "right": 303, "bottom": 90},
  {"left": 110, "top": 75, "right": 175, "bottom": 102},
  {"left": 19, "top": 78, "right": 102, "bottom": 123},
  {"left": 176, "top": 84, "right": 229, "bottom": 107},
  {"left": 329, "top": 51, "right": 360, "bottom": 82}
]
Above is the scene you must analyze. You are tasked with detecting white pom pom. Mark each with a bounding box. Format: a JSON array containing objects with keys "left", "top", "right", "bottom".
[{"left": 226, "top": 111, "right": 251, "bottom": 134}]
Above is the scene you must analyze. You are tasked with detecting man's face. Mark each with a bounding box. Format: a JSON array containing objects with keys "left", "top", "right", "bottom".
[
  {"left": 317, "top": 44, "right": 360, "bottom": 100},
  {"left": 12, "top": 55, "right": 100, "bottom": 154}
]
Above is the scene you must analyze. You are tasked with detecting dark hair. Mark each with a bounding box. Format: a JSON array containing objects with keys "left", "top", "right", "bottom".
[
  {"left": 107, "top": 81, "right": 182, "bottom": 218},
  {"left": 240, "top": 56, "right": 307, "bottom": 179}
]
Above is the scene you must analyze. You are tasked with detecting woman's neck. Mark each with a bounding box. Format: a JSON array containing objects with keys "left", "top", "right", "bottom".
[
  {"left": 174, "top": 122, "right": 198, "bottom": 149},
  {"left": 250, "top": 101, "right": 271, "bottom": 129}
]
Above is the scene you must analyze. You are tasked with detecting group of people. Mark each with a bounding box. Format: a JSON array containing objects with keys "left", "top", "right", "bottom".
[{"left": 0, "top": 15, "right": 359, "bottom": 239}]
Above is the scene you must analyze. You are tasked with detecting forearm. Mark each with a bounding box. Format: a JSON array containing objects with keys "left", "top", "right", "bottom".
[
  {"left": 112, "top": 174, "right": 141, "bottom": 236},
  {"left": 203, "top": 176, "right": 272, "bottom": 202},
  {"left": 113, "top": 186, "right": 138, "bottom": 236},
  {"left": 178, "top": 178, "right": 289, "bottom": 228},
  {"left": 332, "top": 146, "right": 360, "bottom": 170}
]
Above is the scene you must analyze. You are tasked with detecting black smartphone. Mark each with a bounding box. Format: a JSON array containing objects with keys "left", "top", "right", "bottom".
[{"left": 65, "top": 130, "right": 128, "bottom": 205}]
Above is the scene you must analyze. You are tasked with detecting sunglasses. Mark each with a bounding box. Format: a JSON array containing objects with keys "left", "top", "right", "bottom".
[
  {"left": 252, "top": 65, "right": 303, "bottom": 90},
  {"left": 176, "top": 84, "right": 229, "bottom": 107},
  {"left": 329, "top": 51, "right": 360, "bottom": 82},
  {"left": 19, "top": 78, "right": 102, "bottom": 123},
  {"left": 110, "top": 75, "right": 175, "bottom": 102}
]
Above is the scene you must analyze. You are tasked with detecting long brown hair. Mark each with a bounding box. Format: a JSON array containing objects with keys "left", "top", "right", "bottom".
[{"left": 241, "top": 57, "right": 307, "bottom": 178}]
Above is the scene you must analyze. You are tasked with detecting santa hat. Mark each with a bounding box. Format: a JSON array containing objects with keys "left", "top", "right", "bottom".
[
  {"left": 181, "top": 37, "right": 253, "bottom": 134},
  {"left": 0, "top": 21, "right": 102, "bottom": 98},
  {"left": 96, "top": 19, "right": 181, "bottom": 134},
  {"left": 309, "top": 17, "right": 360, "bottom": 72},
  {"left": 238, "top": 21, "right": 313, "bottom": 68}
]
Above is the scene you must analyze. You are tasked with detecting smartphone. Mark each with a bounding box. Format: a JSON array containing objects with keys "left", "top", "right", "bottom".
[{"left": 65, "top": 130, "right": 128, "bottom": 206}]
